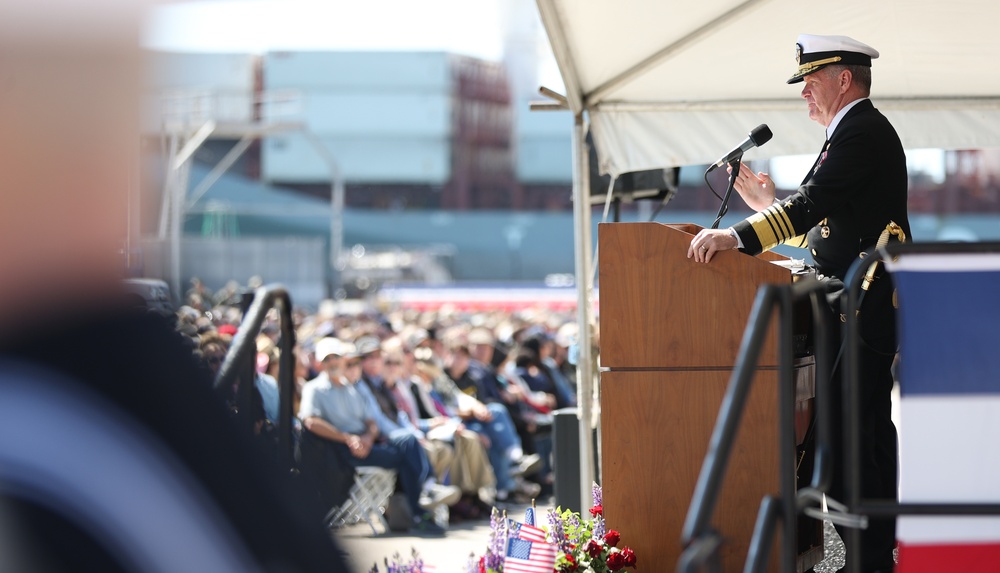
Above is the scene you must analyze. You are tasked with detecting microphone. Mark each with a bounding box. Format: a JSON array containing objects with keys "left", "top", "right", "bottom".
[{"left": 707, "top": 124, "right": 773, "bottom": 171}]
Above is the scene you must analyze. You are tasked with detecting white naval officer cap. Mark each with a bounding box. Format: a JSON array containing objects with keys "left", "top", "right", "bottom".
[{"left": 788, "top": 34, "right": 880, "bottom": 84}]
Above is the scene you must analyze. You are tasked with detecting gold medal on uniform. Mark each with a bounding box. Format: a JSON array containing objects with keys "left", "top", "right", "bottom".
[{"left": 819, "top": 218, "right": 830, "bottom": 238}]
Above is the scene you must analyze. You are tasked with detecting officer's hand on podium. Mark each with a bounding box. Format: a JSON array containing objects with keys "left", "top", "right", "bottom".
[{"left": 688, "top": 229, "right": 738, "bottom": 263}]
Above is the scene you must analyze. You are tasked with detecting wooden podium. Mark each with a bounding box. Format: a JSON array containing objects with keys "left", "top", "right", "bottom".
[{"left": 598, "top": 222, "right": 815, "bottom": 572}]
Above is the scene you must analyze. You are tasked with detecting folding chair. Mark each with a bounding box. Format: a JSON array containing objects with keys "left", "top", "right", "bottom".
[{"left": 325, "top": 466, "right": 397, "bottom": 535}]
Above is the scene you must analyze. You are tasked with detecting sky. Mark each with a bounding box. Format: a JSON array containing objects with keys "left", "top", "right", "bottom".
[
  {"left": 145, "top": 0, "right": 507, "bottom": 59},
  {"left": 145, "top": 0, "right": 944, "bottom": 183}
]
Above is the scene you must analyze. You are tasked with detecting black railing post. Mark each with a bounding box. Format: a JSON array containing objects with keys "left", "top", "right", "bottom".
[
  {"left": 276, "top": 293, "right": 296, "bottom": 473},
  {"left": 777, "top": 287, "right": 796, "bottom": 573},
  {"left": 843, "top": 249, "right": 878, "bottom": 573},
  {"left": 808, "top": 289, "right": 833, "bottom": 493},
  {"left": 744, "top": 496, "right": 781, "bottom": 573},
  {"left": 216, "top": 285, "right": 298, "bottom": 474},
  {"left": 237, "top": 289, "right": 258, "bottom": 436}
]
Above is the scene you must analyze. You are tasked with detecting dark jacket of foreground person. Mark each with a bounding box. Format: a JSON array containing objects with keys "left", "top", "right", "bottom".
[{"left": 0, "top": 302, "right": 349, "bottom": 573}]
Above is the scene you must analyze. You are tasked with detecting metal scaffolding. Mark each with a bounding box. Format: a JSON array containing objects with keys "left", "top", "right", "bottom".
[{"left": 156, "top": 90, "right": 346, "bottom": 299}]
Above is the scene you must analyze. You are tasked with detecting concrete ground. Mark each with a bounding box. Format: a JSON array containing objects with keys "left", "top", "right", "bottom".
[{"left": 335, "top": 502, "right": 544, "bottom": 573}]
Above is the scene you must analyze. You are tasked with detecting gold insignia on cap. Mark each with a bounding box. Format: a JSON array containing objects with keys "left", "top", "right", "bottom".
[
  {"left": 795, "top": 43, "right": 803, "bottom": 64},
  {"left": 795, "top": 55, "right": 843, "bottom": 78}
]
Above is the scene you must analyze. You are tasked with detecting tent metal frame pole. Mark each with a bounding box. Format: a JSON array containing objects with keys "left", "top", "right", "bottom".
[
  {"left": 572, "top": 111, "right": 596, "bottom": 510},
  {"left": 536, "top": 0, "right": 585, "bottom": 113}
]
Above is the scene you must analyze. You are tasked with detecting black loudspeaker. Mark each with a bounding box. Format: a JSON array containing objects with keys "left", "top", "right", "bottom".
[
  {"left": 587, "top": 131, "right": 679, "bottom": 206},
  {"left": 552, "top": 408, "right": 582, "bottom": 514}
]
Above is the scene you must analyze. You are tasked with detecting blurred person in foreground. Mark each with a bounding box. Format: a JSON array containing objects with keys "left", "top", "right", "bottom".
[
  {"left": 688, "top": 34, "right": 907, "bottom": 573},
  {"left": 0, "top": 2, "right": 347, "bottom": 571}
]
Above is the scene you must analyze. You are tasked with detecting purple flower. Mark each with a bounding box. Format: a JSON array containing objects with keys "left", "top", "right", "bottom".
[
  {"left": 485, "top": 508, "right": 506, "bottom": 571},
  {"left": 547, "top": 508, "right": 574, "bottom": 555},
  {"left": 369, "top": 549, "right": 432, "bottom": 573},
  {"left": 411, "top": 548, "right": 425, "bottom": 573},
  {"left": 591, "top": 482, "right": 606, "bottom": 538},
  {"left": 568, "top": 511, "right": 582, "bottom": 530},
  {"left": 593, "top": 513, "right": 606, "bottom": 539},
  {"left": 465, "top": 553, "right": 481, "bottom": 573}
]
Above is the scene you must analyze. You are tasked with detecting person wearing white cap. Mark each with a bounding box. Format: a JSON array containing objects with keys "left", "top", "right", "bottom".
[
  {"left": 298, "top": 337, "right": 446, "bottom": 533},
  {"left": 689, "top": 34, "right": 908, "bottom": 572}
]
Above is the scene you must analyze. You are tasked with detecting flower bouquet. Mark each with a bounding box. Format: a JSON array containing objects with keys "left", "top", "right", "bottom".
[{"left": 470, "top": 483, "right": 638, "bottom": 573}]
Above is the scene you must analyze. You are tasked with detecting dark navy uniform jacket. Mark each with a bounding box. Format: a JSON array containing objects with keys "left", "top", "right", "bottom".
[{"left": 733, "top": 98, "right": 910, "bottom": 347}]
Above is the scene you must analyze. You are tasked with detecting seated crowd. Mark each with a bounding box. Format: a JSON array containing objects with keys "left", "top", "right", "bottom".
[{"left": 176, "top": 280, "right": 581, "bottom": 534}]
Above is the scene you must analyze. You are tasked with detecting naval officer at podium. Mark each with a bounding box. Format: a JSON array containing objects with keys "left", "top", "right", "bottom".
[{"left": 687, "top": 34, "right": 910, "bottom": 573}]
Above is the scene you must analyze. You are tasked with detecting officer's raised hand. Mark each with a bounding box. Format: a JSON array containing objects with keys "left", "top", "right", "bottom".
[{"left": 730, "top": 162, "right": 776, "bottom": 211}]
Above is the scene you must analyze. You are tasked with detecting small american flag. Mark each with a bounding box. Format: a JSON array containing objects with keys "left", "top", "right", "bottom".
[
  {"left": 524, "top": 506, "right": 536, "bottom": 526},
  {"left": 503, "top": 537, "right": 558, "bottom": 573},
  {"left": 508, "top": 520, "right": 547, "bottom": 543}
]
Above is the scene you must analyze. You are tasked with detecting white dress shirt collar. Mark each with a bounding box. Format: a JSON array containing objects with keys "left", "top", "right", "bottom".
[{"left": 826, "top": 97, "right": 868, "bottom": 140}]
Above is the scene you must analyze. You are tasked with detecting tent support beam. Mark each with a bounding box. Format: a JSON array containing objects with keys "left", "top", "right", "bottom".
[
  {"left": 572, "top": 112, "right": 597, "bottom": 508},
  {"left": 594, "top": 95, "right": 1000, "bottom": 113},
  {"left": 536, "top": 0, "right": 586, "bottom": 113},
  {"left": 585, "top": 0, "right": 770, "bottom": 107}
]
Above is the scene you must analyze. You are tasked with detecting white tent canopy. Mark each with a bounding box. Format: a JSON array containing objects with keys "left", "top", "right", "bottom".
[{"left": 537, "top": 0, "right": 1000, "bottom": 176}]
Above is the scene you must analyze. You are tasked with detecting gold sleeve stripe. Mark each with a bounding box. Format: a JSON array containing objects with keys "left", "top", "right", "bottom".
[
  {"left": 747, "top": 203, "right": 801, "bottom": 251},
  {"left": 747, "top": 211, "right": 780, "bottom": 250},
  {"left": 780, "top": 234, "right": 808, "bottom": 248},
  {"left": 770, "top": 205, "right": 797, "bottom": 239}
]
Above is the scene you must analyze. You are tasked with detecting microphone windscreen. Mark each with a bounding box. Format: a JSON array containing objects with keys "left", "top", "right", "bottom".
[{"left": 750, "top": 124, "right": 773, "bottom": 147}]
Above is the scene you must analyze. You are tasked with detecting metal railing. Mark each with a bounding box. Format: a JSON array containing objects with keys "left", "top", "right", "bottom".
[
  {"left": 214, "top": 285, "right": 297, "bottom": 473},
  {"left": 678, "top": 276, "right": 834, "bottom": 573},
  {"left": 680, "top": 241, "right": 1000, "bottom": 573},
  {"left": 840, "top": 241, "right": 1000, "bottom": 573}
]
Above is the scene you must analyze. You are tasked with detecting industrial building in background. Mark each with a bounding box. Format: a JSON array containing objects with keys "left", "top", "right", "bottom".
[{"left": 138, "top": 47, "right": 1000, "bottom": 307}]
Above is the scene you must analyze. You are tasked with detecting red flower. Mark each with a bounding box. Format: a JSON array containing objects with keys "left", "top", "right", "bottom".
[
  {"left": 603, "top": 529, "right": 621, "bottom": 548},
  {"left": 621, "top": 547, "right": 637, "bottom": 568},
  {"left": 478, "top": 556, "right": 486, "bottom": 573},
  {"left": 589, "top": 504, "right": 603, "bottom": 517},
  {"left": 583, "top": 539, "right": 604, "bottom": 559},
  {"left": 560, "top": 553, "right": 579, "bottom": 572},
  {"left": 606, "top": 551, "right": 626, "bottom": 571}
]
